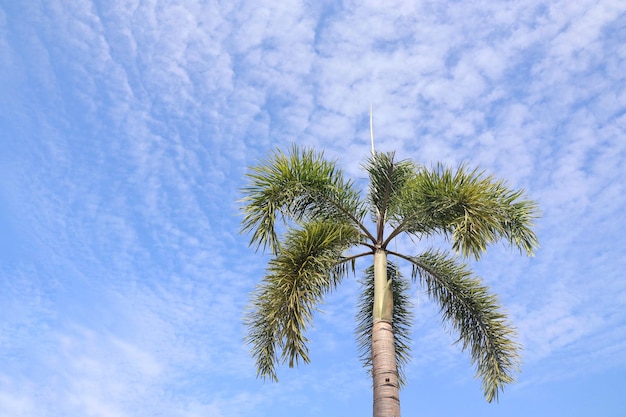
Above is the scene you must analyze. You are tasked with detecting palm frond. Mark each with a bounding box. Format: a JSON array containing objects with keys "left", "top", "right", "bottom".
[
  {"left": 404, "top": 249, "right": 521, "bottom": 402},
  {"left": 364, "top": 152, "right": 417, "bottom": 223},
  {"left": 396, "top": 164, "right": 539, "bottom": 259},
  {"left": 240, "top": 145, "right": 369, "bottom": 254},
  {"left": 244, "top": 220, "right": 361, "bottom": 380},
  {"left": 355, "top": 262, "right": 414, "bottom": 386},
  {"left": 363, "top": 152, "right": 417, "bottom": 234}
]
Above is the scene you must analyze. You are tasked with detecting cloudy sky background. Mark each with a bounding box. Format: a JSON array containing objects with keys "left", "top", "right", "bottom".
[{"left": 1, "top": 0, "right": 625, "bottom": 416}]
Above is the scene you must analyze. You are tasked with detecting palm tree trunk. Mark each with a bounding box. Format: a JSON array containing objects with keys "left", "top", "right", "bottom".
[{"left": 372, "top": 249, "right": 401, "bottom": 417}]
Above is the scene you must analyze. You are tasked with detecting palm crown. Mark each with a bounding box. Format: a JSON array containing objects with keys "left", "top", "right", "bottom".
[{"left": 240, "top": 145, "right": 538, "bottom": 414}]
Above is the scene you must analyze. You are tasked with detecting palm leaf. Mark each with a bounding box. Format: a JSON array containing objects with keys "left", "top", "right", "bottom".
[
  {"left": 240, "top": 145, "right": 368, "bottom": 254},
  {"left": 244, "top": 220, "right": 361, "bottom": 381},
  {"left": 403, "top": 249, "right": 521, "bottom": 402},
  {"left": 364, "top": 152, "right": 417, "bottom": 238},
  {"left": 392, "top": 164, "right": 539, "bottom": 259}
]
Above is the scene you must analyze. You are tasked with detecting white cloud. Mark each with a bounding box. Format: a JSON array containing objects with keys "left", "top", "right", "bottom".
[
  {"left": 2, "top": 0, "right": 626, "bottom": 416},
  {"left": 0, "top": 377, "right": 35, "bottom": 417}
]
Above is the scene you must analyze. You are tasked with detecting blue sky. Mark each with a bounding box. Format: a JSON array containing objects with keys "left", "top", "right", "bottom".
[{"left": 1, "top": 1, "right": 625, "bottom": 416}]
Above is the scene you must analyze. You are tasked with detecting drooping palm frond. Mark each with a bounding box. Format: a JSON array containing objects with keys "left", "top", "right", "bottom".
[
  {"left": 399, "top": 249, "right": 521, "bottom": 402},
  {"left": 393, "top": 164, "right": 539, "bottom": 259},
  {"left": 240, "top": 145, "right": 368, "bottom": 254},
  {"left": 244, "top": 220, "right": 362, "bottom": 381},
  {"left": 356, "top": 262, "right": 414, "bottom": 386}
]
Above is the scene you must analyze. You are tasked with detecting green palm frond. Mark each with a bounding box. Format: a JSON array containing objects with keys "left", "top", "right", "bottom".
[
  {"left": 244, "top": 220, "right": 361, "bottom": 381},
  {"left": 396, "top": 164, "right": 539, "bottom": 259},
  {"left": 356, "top": 262, "right": 414, "bottom": 386},
  {"left": 240, "top": 145, "right": 368, "bottom": 254},
  {"left": 404, "top": 249, "right": 521, "bottom": 402},
  {"left": 364, "top": 152, "right": 417, "bottom": 232}
]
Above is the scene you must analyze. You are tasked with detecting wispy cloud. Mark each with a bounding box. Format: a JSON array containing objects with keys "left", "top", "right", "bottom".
[{"left": 1, "top": 0, "right": 625, "bottom": 415}]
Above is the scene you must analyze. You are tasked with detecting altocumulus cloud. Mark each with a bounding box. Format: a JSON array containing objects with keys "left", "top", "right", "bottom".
[{"left": 1, "top": 0, "right": 625, "bottom": 416}]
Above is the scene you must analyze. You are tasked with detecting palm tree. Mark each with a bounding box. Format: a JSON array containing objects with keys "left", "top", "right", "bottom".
[{"left": 240, "top": 144, "right": 538, "bottom": 417}]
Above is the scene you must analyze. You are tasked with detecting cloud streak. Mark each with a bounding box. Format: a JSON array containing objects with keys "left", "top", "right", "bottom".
[{"left": 1, "top": 0, "right": 625, "bottom": 416}]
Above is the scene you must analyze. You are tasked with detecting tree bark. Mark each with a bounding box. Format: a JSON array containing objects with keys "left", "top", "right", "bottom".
[{"left": 372, "top": 249, "right": 401, "bottom": 417}]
